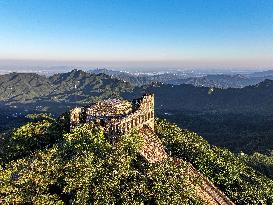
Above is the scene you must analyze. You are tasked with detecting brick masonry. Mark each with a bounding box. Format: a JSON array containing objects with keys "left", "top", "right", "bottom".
[
  {"left": 70, "top": 94, "right": 155, "bottom": 135},
  {"left": 69, "top": 94, "right": 234, "bottom": 205}
]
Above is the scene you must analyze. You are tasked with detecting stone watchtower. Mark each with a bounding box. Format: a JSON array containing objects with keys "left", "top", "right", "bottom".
[
  {"left": 132, "top": 93, "right": 155, "bottom": 130},
  {"left": 70, "top": 94, "right": 155, "bottom": 135},
  {"left": 69, "top": 94, "right": 234, "bottom": 205}
]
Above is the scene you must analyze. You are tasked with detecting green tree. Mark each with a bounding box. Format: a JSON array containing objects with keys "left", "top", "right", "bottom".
[
  {"left": 0, "top": 120, "right": 199, "bottom": 204},
  {"left": 156, "top": 119, "right": 273, "bottom": 204}
]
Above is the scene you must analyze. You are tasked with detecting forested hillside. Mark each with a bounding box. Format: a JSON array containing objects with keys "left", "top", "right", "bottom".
[
  {"left": 128, "top": 80, "right": 273, "bottom": 114},
  {"left": 0, "top": 69, "right": 133, "bottom": 105},
  {"left": 1, "top": 116, "right": 273, "bottom": 204},
  {"left": 0, "top": 70, "right": 134, "bottom": 132},
  {"left": 0, "top": 116, "right": 200, "bottom": 204},
  {"left": 156, "top": 120, "right": 273, "bottom": 204}
]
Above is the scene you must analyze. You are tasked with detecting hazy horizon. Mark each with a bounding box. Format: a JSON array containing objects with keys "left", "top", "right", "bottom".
[{"left": 0, "top": 58, "right": 273, "bottom": 72}]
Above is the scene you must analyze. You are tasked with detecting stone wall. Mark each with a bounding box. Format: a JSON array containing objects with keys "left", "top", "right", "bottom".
[
  {"left": 70, "top": 107, "right": 82, "bottom": 128},
  {"left": 106, "top": 94, "right": 155, "bottom": 135},
  {"left": 70, "top": 94, "right": 155, "bottom": 135},
  {"left": 138, "top": 126, "right": 234, "bottom": 205},
  {"left": 139, "top": 126, "right": 168, "bottom": 163}
]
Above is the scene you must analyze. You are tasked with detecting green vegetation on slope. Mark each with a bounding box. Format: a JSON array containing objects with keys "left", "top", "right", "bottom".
[
  {"left": 240, "top": 152, "right": 273, "bottom": 180},
  {"left": 157, "top": 110, "right": 273, "bottom": 154},
  {"left": 0, "top": 118, "right": 200, "bottom": 205},
  {"left": 0, "top": 70, "right": 133, "bottom": 105},
  {"left": 156, "top": 119, "right": 273, "bottom": 205},
  {"left": 1, "top": 116, "right": 273, "bottom": 204}
]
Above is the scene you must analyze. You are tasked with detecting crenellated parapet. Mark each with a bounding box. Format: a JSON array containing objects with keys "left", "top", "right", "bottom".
[{"left": 70, "top": 94, "right": 155, "bottom": 135}]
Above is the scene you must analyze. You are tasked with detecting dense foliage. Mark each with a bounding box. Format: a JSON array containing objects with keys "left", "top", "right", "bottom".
[
  {"left": 156, "top": 119, "right": 273, "bottom": 205},
  {"left": 0, "top": 118, "right": 200, "bottom": 205},
  {"left": 157, "top": 110, "right": 273, "bottom": 154},
  {"left": 240, "top": 152, "right": 273, "bottom": 180}
]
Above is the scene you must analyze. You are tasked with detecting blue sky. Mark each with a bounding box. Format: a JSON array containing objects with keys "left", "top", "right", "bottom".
[{"left": 0, "top": 0, "right": 273, "bottom": 69}]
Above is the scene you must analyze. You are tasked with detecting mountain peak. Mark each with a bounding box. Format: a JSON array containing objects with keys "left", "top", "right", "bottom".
[
  {"left": 68, "top": 69, "right": 86, "bottom": 76},
  {"left": 255, "top": 79, "right": 273, "bottom": 88}
]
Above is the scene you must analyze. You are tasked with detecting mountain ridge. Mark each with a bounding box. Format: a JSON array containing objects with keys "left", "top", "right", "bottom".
[
  {"left": 1, "top": 70, "right": 273, "bottom": 154},
  {"left": 0, "top": 69, "right": 133, "bottom": 104},
  {"left": 89, "top": 68, "right": 273, "bottom": 88}
]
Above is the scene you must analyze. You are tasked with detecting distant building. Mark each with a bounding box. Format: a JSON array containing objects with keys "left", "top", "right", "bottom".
[{"left": 70, "top": 94, "right": 155, "bottom": 135}]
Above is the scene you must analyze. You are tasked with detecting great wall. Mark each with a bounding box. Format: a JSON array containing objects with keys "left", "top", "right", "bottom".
[
  {"left": 70, "top": 94, "right": 155, "bottom": 135},
  {"left": 70, "top": 94, "right": 234, "bottom": 205}
]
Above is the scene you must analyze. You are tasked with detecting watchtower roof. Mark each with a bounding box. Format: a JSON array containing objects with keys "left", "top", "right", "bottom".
[{"left": 86, "top": 98, "right": 132, "bottom": 117}]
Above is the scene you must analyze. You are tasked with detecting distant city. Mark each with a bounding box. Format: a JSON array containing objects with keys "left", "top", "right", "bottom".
[{"left": 0, "top": 65, "right": 271, "bottom": 76}]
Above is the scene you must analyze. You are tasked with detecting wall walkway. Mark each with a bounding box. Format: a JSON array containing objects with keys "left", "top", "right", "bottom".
[{"left": 138, "top": 127, "right": 234, "bottom": 205}]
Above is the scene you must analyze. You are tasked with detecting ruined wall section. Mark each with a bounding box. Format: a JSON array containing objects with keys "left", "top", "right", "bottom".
[
  {"left": 70, "top": 94, "right": 155, "bottom": 135},
  {"left": 106, "top": 94, "right": 155, "bottom": 135}
]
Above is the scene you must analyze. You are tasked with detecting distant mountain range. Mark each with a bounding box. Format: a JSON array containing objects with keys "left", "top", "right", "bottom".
[
  {"left": 126, "top": 79, "right": 273, "bottom": 114},
  {"left": 89, "top": 68, "right": 273, "bottom": 88},
  {"left": 246, "top": 70, "right": 273, "bottom": 78},
  {"left": 0, "top": 69, "right": 132, "bottom": 105},
  {"left": 3, "top": 69, "right": 273, "bottom": 114},
  {"left": 1, "top": 69, "right": 273, "bottom": 154}
]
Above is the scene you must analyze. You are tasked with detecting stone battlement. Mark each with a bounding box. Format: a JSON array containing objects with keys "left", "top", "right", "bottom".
[
  {"left": 70, "top": 94, "right": 155, "bottom": 135},
  {"left": 69, "top": 93, "right": 234, "bottom": 204}
]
